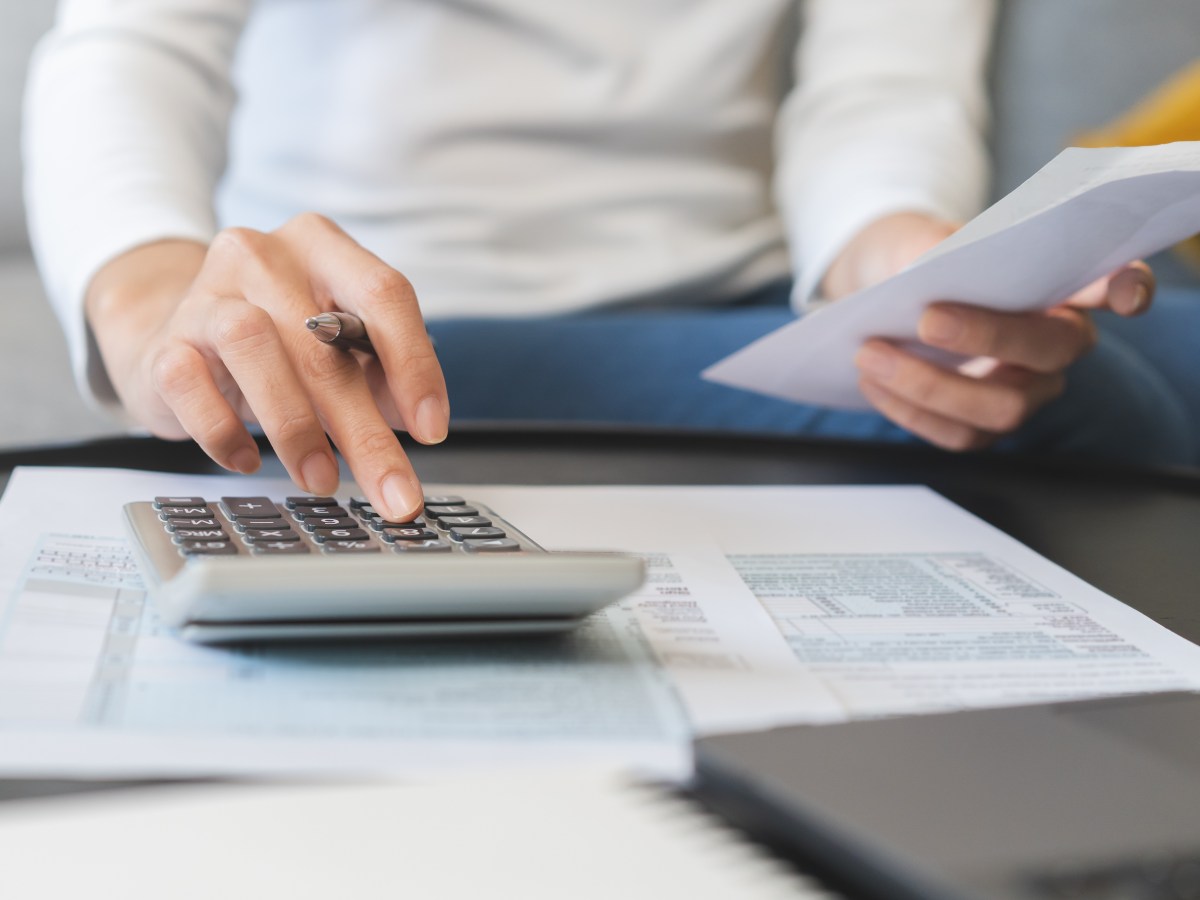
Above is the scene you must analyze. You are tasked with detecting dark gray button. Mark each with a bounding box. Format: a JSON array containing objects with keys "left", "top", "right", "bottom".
[
  {"left": 423, "top": 495, "right": 465, "bottom": 506},
  {"left": 392, "top": 539, "right": 452, "bottom": 553},
  {"left": 436, "top": 515, "right": 491, "bottom": 529},
  {"left": 294, "top": 506, "right": 348, "bottom": 520},
  {"left": 172, "top": 528, "right": 227, "bottom": 541},
  {"left": 301, "top": 516, "right": 358, "bottom": 531},
  {"left": 322, "top": 541, "right": 380, "bottom": 553},
  {"left": 159, "top": 505, "right": 212, "bottom": 518},
  {"left": 155, "top": 496, "right": 207, "bottom": 508},
  {"left": 369, "top": 515, "right": 426, "bottom": 530},
  {"left": 312, "top": 527, "right": 370, "bottom": 542},
  {"left": 166, "top": 517, "right": 220, "bottom": 529},
  {"left": 252, "top": 541, "right": 310, "bottom": 554},
  {"left": 222, "top": 497, "right": 281, "bottom": 517},
  {"left": 234, "top": 518, "right": 289, "bottom": 529},
  {"left": 179, "top": 540, "right": 238, "bottom": 555},
  {"left": 381, "top": 527, "right": 440, "bottom": 542},
  {"left": 285, "top": 496, "right": 338, "bottom": 508},
  {"left": 425, "top": 505, "right": 479, "bottom": 519},
  {"left": 448, "top": 526, "right": 506, "bottom": 542},
  {"left": 462, "top": 538, "right": 522, "bottom": 553},
  {"left": 243, "top": 529, "right": 300, "bottom": 542}
]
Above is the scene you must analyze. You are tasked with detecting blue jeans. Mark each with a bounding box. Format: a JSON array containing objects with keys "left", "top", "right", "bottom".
[{"left": 426, "top": 282, "right": 1196, "bottom": 467}]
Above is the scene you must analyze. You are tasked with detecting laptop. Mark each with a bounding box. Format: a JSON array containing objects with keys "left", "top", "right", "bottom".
[{"left": 693, "top": 691, "right": 1200, "bottom": 900}]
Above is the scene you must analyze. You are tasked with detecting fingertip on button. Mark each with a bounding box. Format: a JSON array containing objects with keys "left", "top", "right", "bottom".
[{"left": 381, "top": 472, "right": 424, "bottom": 522}]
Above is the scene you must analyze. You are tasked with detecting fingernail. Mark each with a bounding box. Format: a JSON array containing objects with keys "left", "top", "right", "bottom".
[
  {"left": 856, "top": 345, "right": 896, "bottom": 381},
  {"left": 230, "top": 447, "right": 261, "bottom": 475},
  {"left": 382, "top": 473, "right": 423, "bottom": 521},
  {"left": 300, "top": 452, "right": 338, "bottom": 494},
  {"left": 921, "top": 307, "right": 964, "bottom": 344},
  {"left": 1127, "top": 283, "right": 1149, "bottom": 315},
  {"left": 415, "top": 395, "right": 449, "bottom": 444}
]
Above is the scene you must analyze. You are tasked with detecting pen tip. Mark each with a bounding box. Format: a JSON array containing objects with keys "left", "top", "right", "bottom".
[{"left": 305, "top": 317, "right": 320, "bottom": 331}]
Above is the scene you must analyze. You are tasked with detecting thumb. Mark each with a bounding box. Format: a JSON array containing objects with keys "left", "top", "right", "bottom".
[{"left": 1067, "top": 260, "right": 1155, "bottom": 316}]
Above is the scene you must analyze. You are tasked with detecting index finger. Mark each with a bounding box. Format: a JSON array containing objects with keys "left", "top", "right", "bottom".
[{"left": 281, "top": 214, "right": 449, "bottom": 445}]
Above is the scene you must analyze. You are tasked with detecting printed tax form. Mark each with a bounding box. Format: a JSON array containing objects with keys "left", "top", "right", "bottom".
[{"left": 0, "top": 467, "right": 1198, "bottom": 779}]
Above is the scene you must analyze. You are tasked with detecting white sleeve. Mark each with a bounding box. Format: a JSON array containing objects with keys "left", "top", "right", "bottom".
[
  {"left": 22, "top": 0, "right": 251, "bottom": 413},
  {"left": 777, "top": 0, "right": 997, "bottom": 307}
]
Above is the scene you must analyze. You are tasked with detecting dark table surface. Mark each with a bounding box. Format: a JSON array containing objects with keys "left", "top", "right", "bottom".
[{"left": 1, "top": 425, "right": 1198, "bottom": 803}]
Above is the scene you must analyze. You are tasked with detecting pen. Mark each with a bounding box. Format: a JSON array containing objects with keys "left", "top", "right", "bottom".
[
  {"left": 306, "top": 311, "right": 438, "bottom": 353},
  {"left": 305, "top": 311, "right": 375, "bottom": 353}
]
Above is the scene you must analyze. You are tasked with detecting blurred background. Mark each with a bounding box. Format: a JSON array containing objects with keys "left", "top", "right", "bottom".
[{"left": 2, "top": 0, "right": 1198, "bottom": 452}]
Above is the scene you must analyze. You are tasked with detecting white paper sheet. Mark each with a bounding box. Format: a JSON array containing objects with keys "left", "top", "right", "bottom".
[
  {"left": 0, "top": 769, "right": 832, "bottom": 900},
  {"left": 703, "top": 141, "right": 1200, "bottom": 409},
  {"left": 1, "top": 469, "right": 1198, "bottom": 779}
]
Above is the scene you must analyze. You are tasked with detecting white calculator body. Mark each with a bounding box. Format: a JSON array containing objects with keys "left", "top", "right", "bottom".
[{"left": 124, "top": 493, "right": 644, "bottom": 643}]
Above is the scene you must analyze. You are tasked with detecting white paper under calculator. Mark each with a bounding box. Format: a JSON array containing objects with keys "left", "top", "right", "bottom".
[{"left": 0, "top": 467, "right": 1198, "bottom": 779}]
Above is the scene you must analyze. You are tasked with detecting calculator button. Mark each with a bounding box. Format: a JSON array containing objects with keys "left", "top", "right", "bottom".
[
  {"left": 381, "top": 527, "right": 440, "bottom": 542},
  {"left": 391, "top": 539, "right": 452, "bottom": 553},
  {"left": 436, "top": 515, "right": 492, "bottom": 529},
  {"left": 300, "top": 516, "right": 359, "bottom": 531},
  {"left": 159, "top": 505, "right": 213, "bottom": 518},
  {"left": 171, "top": 528, "right": 228, "bottom": 541},
  {"left": 242, "top": 529, "right": 301, "bottom": 542},
  {"left": 285, "top": 496, "right": 338, "bottom": 508},
  {"left": 462, "top": 538, "right": 522, "bottom": 553},
  {"left": 294, "top": 506, "right": 349, "bottom": 519},
  {"left": 322, "top": 541, "right": 380, "bottom": 553},
  {"left": 448, "top": 526, "right": 506, "bottom": 542},
  {"left": 232, "top": 521, "right": 288, "bottom": 532},
  {"left": 179, "top": 540, "right": 238, "bottom": 555},
  {"left": 425, "top": 505, "right": 479, "bottom": 519},
  {"left": 368, "top": 515, "right": 426, "bottom": 530},
  {"left": 348, "top": 496, "right": 371, "bottom": 509},
  {"left": 312, "top": 527, "right": 370, "bottom": 542},
  {"left": 165, "top": 517, "right": 221, "bottom": 529},
  {"left": 232, "top": 517, "right": 288, "bottom": 529},
  {"left": 423, "top": 495, "right": 465, "bottom": 506},
  {"left": 252, "top": 541, "right": 311, "bottom": 554},
  {"left": 221, "top": 497, "right": 281, "bottom": 517},
  {"left": 155, "top": 496, "right": 207, "bottom": 508}
]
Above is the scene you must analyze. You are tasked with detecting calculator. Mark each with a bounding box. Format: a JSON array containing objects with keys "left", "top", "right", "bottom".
[{"left": 123, "top": 494, "right": 645, "bottom": 644}]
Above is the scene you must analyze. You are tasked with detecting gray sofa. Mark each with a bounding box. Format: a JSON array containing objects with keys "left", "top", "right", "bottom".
[{"left": 2, "top": 1, "right": 1198, "bottom": 456}]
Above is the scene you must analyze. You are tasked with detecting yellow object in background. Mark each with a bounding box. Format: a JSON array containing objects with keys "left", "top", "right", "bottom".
[{"left": 1075, "top": 60, "right": 1200, "bottom": 272}]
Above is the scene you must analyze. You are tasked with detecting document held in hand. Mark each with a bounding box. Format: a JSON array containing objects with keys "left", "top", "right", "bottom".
[{"left": 703, "top": 141, "right": 1200, "bottom": 410}]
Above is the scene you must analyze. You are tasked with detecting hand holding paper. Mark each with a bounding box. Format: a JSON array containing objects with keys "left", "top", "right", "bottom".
[{"left": 704, "top": 142, "right": 1200, "bottom": 419}]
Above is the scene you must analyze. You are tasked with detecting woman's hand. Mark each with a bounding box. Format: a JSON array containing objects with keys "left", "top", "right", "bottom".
[
  {"left": 825, "top": 212, "right": 1155, "bottom": 451},
  {"left": 86, "top": 213, "right": 448, "bottom": 521}
]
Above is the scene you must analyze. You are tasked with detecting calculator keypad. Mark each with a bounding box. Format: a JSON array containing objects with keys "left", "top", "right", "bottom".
[{"left": 153, "top": 495, "right": 534, "bottom": 559}]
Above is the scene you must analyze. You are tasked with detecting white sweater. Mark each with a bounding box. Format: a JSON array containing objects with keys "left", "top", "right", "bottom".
[{"left": 24, "top": 0, "right": 994, "bottom": 407}]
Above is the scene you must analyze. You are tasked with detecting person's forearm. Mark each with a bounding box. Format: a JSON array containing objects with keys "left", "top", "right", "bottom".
[
  {"left": 775, "top": 0, "right": 994, "bottom": 304},
  {"left": 24, "top": 2, "right": 249, "bottom": 409}
]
